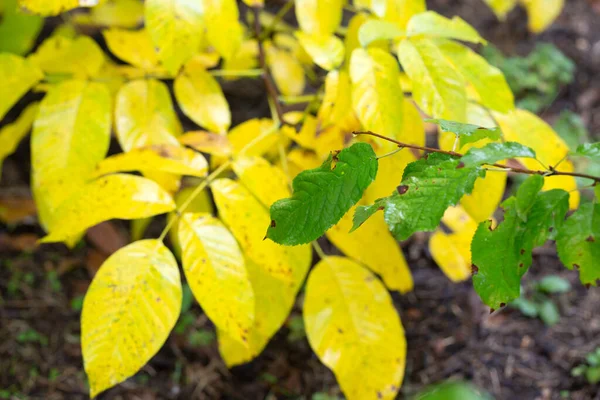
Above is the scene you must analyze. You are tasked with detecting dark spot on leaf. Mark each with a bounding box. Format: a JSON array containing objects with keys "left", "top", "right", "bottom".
[
  {"left": 365, "top": 276, "right": 374, "bottom": 282},
  {"left": 377, "top": 206, "right": 384, "bottom": 211},
  {"left": 520, "top": 249, "right": 525, "bottom": 255},
  {"left": 456, "top": 162, "right": 465, "bottom": 169},
  {"left": 585, "top": 283, "right": 591, "bottom": 289},
  {"left": 574, "top": 264, "right": 580, "bottom": 270},
  {"left": 586, "top": 236, "right": 595, "bottom": 242},
  {"left": 500, "top": 302, "right": 506, "bottom": 308},
  {"left": 377, "top": 391, "right": 382, "bottom": 399},
  {"left": 548, "top": 227, "right": 554, "bottom": 232},
  {"left": 390, "top": 385, "right": 397, "bottom": 391},
  {"left": 489, "top": 308, "right": 495, "bottom": 314},
  {"left": 397, "top": 185, "right": 409, "bottom": 195},
  {"left": 270, "top": 220, "right": 276, "bottom": 228},
  {"left": 471, "top": 264, "right": 479, "bottom": 275},
  {"left": 519, "top": 263, "right": 523, "bottom": 268},
  {"left": 337, "top": 328, "right": 343, "bottom": 334}
]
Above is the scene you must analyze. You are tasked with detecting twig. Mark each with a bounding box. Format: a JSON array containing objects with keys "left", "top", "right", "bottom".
[{"left": 354, "top": 130, "right": 600, "bottom": 183}]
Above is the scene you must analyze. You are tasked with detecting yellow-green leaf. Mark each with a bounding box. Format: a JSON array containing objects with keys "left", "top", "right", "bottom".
[
  {"left": 0, "top": 54, "right": 43, "bottom": 121},
  {"left": 397, "top": 37, "right": 467, "bottom": 120},
  {"left": 350, "top": 48, "right": 404, "bottom": 138},
  {"left": 483, "top": 0, "right": 517, "bottom": 20},
  {"left": 295, "top": 32, "right": 344, "bottom": 71},
  {"left": 232, "top": 157, "right": 290, "bottom": 207},
  {"left": 18, "top": 0, "right": 96, "bottom": 16},
  {"left": 75, "top": 0, "right": 144, "bottom": 28},
  {"left": 94, "top": 145, "right": 208, "bottom": 178},
  {"left": 295, "top": 0, "right": 344, "bottom": 36},
  {"left": 204, "top": 0, "right": 243, "bottom": 60},
  {"left": 179, "top": 213, "right": 254, "bottom": 345},
  {"left": 406, "top": 11, "right": 486, "bottom": 44},
  {"left": 266, "top": 45, "right": 306, "bottom": 97},
  {"left": 0, "top": 0, "right": 43, "bottom": 55},
  {"left": 32, "top": 80, "right": 111, "bottom": 232},
  {"left": 115, "top": 79, "right": 182, "bottom": 151},
  {"left": 327, "top": 206, "right": 413, "bottom": 293},
  {"left": 42, "top": 174, "right": 175, "bottom": 243},
  {"left": 82, "top": 239, "right": 181, "bottom": 397},
  {"left": 0, "top": 102, "right": 38, "bottom": 177},
  {"left": 103, "top": 28, "right": 159, "bottom": 69},
  {"left": 521, "top": 0, "right": 564, "bottom": 33},
  {"left": 304, "top": 256, "right": 406, "bottom": 400},
  {"left": 179, "top": 131, "right": 233, "bottom": 157},
  {"left": 145, "top": 0, "right": 204, "bottom": 74},
  {"left": 28, "top": 35, "right": 105, "bottom": 78},
  {"left": 174, "top": 61, "right": 231, "bottom": 133},
  {"left": 495, "top": 108, "right": 579, "bottom": 209},
  {"left": 436, "top": 39, "right": 514, "bottom": 113}
]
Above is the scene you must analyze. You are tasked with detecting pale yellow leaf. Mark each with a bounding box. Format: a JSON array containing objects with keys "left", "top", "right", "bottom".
[
  {"left": 0, "top": 102, "right": 39, "bottom": 177},
  {"left": 32, "top": 80, "right": 111, "bottom": 233},
  {"left": 344, "top": 13, "right": 369, "bottom": 65},
  {"left": 77, "top": 0, "right": 144, "bottom": 28},
  {"left": 521, "top": 0, "right": 564, "bottom": 32},
  {"left": 232, "top": 157, "right": 289, "bottom": 207},
  {"left": 495, "top": 108, "right": 579, "bottom": 209},
  {"left": 266, "top": 45, "right": 306, "bottom": 97},
  {"left": 18, "top": 0, "right": 98, "bottom": 16},
  {"left": 145, "top": 0, "right": 204, "bottom": 74},
  {"left": 0, "top": 54, "right": 43, "bottom": 121},
  {"left": 28, "top": 35, "right": 105, "bottom": 78},
  {"left": 397, "top": 37, "right": 467, "bottom": 120},
  {"left": 483, "top": 0, "right": 517, "bottom": 20},
  {"left": 295, "top": 32, "right": 344, "bottom": 71},
  {"left": 327, "top": 207, "right": 413, "bottom": 293},
  {"left": 295, "top": 0, "right": 344, "bottom": 36},
  {"left": 436, "top": 39, "right": 514, "bottom": 113},
  {"left": 179, "top": 131, "right": 233, "bottom": 157},
  {"left": 179, "top": 213, "right": 254, "bottom": 344},
  {"left": 42, "top": 174, "right": 175, "bottom": 243},
  {"left": 406, "top": 11, "right": 486, "bottom": 44},
  {"left": 103, "top": 28, "right": 159, "bottom": 69},
  {"left": 174, "top": 60, "right": 231, "bottom": 133},
  {"left": 204, "top": 0, "right": 243, "bottom": 60},
  {"left": 94, "top": 145, "right": 208, "bottom": 178},
  {"left": 350, "top": 48, "right": 404, "bottom": 138},
  {"left": 82, "top": 239, "right": 181, "bottom": 397},
  {"left": 304, "top": 256, "right": 406, "bottom": 400},
  {"left": 317, "top": 70, "right": 356, "bottom": 131},
  {"left": 382, "top": 0, "right": 426, "bottom": 29},
  {"left": 115, "top": 79, "right": 182, "bottom": 151}
]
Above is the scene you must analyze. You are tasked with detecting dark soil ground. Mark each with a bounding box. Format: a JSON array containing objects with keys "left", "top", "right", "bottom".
[{"left": 2, "top": 0, "right": 600, "bottom": 399}]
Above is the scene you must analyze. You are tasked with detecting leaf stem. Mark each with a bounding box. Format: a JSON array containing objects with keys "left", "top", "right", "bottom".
[
  {"left": 312, "top": 241, "right": 327, "bottom": 260},
  {"left": 260, "top": 0, "right": 295, "bottom": 39},
  {"left": 354, "top": 130, "right": 600, "bottom": 183},
  {"left": 376, "top": 147, "right": 405, "bottom": 160}
]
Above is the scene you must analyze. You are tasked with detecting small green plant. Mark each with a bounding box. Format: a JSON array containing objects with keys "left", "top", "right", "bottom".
[
  {"left": 413, "top": 380, "right": 493, "bottom": 400},
  {"left": 571, "top": 347, "right": 600, "bottom": 384},
  {"left": 510, "top": 275, "right": 571, "bottom": 326}
]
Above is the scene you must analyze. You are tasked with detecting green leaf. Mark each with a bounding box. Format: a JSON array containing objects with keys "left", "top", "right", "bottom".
[
  {"left": 538, "top": 300, "right": 560, "bottom": 326},
  {"left": 426, "top": 118, "right": 501, "bottom": 147},
  {"left": 525, "top": 189, "right": 569, "bottom": 244},
  {"left": 556, "top": 203, "right": 600, "bottom": 286},
  {"left": 515, "top": 175, "right": 544, "bottom": 221},
  {"left": 461, "top": 142, "right": 536, "bottom": 166},
  {"left": 537, "top": 275, "right": 571, "bottom": 294},
  {"left": 596, "top": 185, "right": 600, "bottom": 202},
  {"left": 267, "top": 143, "right": 378, "bottom": 246},
  {"left": 358, "top": 19, "right": 404, "bottom": 47},
  {"left": 510, "top": 297, "right": 539, "bottom": 318},
  {"left": 575, "top": 143, "right": 600, "bottom": 162},
  {"left": 351, "top": 199, "right": 386, "bottom": 232},
  {"left": 553, "top": 110, "right": 590, "bottom": 152},
  {"left": 0, "top": 0, "right": 43, "bottom": 55},
  {"left": 370, "top": 153, "right": 484, "bottom": 241}
]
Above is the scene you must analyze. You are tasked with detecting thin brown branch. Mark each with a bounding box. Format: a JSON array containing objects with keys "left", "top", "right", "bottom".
[
  {"left": 354, "top": 130, "right": 600, "bottom": 183},
  {"left": 251, "top": 6, "right": 290, "bottom": 126}
]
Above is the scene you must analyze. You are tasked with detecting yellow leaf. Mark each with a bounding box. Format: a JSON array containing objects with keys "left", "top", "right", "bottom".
[
  {"left": 436, "top": 40, "right": 514, "bottom": 113},
  {"left": 0, "top": 54, "right": 43, "bottom": 120},
  {"left": 304, "top": 256, "right": 406, "bottom": 400},
  {"left": 204, "top": 0, "right": 243, "bottom": 60},
  {"left": 32, "top": 80, "right": 111, "bottom": 233},
  {"left": 285, "top": 148, "right": 321, "bottom": 178},
  {"left": 483, "top": 0, "right": 517, "bottom": 20},
  {"left": 223, "top": 39, "right": 259, "bottom": 78},
  {"left": 18, "top": 0, "right": 97, "bottom": 16},
  {"left": 212, "top": 179, "right": 311, "bottom": 365},
  {"left": 295, "top": 32, "right": 344, "bottom": 71},
  {"left": 521, "top": 0, "right": 564, "bottom": 32},
  {"left": 179, "top": 213, "right": 255, "bottom": 344},
  {"left": 382, "top": 0, "right": 426, "bottom": 29},
  {"left": 145, "top": 0, "right": 204, "bottom": 74},
  {"left": 42, "top": 174, "right": 175, "bottom": 243},
  {"left": 94, "top": 145, "right": 208, "bottom": 178},
  {"left": 327, "top": 207, "right": 413, "bottom": 293},
  {"left": 169, "top": 186, "right": 214, "bottom": 258},
  {"left": 232, "top": 157, "right": 290, "bottom": 207},
  {"left": 350, "top": 48, "right": 404, "bottom": 138},
  {"left": 318, "top": 70, "right": 356, "bottom": 131},
  {"left": 179, "top": 131, "right": 233, "bottom": 157},
  {"left": 397, "top": 37, "right": 467, "bottom": 120},
  {"left": 315, "top": 126, "right": 346, "bottom": 159},
  {"left": 76, "top": 0, "right": 144, "bottom": 28},
  {"left": 344, "top": 13, "right": 369, "bottom": 65},
  {"left": 266, "top": 45, "right": 306, "bottom": 97},
  {"left": 103, "top": 28, "right": 159, "bottom": 69},
  {"left": 28, "top": 35, "right": 105, "bottom": 78},
  {"left": 174, "top": 61, "right": 231, "bottom": 133},
  {"left": 226, "top": 118, "right": 286, "bottom": 159},
  {"left": 273, "top": 33, "right": 314, "bottom": 66},
  {"left": 495, "top": 108, "right": 579, "bottom": 209},
  {"left": 241, "top": 0, "right": 262, "bottom": 6},
  {"left": 0, "top": 102, "right": 39, "bottom": 177},
  {"left": 282, "top": 114, "right": 317, "bottom": 150},
  {"left": 295, "top": 0, "right": 343, "bottom": 36},
  {"left": 115, "top": 79, "right": 182, "bottom": 151},
  {"left": 429, "top": 206, "right": 477, "bottom": 282},
  {"left": 82, "top": 239, "right": 181, "bottom": 397},
  {"left": 406, "top": 11, "right": 486, "bottom": 44}
]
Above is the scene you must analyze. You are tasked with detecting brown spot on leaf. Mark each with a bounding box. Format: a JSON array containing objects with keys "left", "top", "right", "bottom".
[
  {"left": 397, "top": 185, "right": 409, "bottom": 195},
  {"left": 456, "top": 161, "right": 465, "bottom": 169},
  {"left": 519, "top": 263, "right": 523, "bottom": 268},
  {"left": 549, "top": 227, "right": 554, "bottom": 233},
  {"left": 490, "top": 308, "right": 495, "bottom": 314},
  {"left": 585, "top": 283, "right": 591, "bottom": 289},
  {"left": 500, "top": 302, "right": 506, "bottom": 308},
  {"left": 270, "top": 220, "right": 276, "bottom": 228},
  {"left": 586, "top": 236, "right": 595, "bottom": 242},
  {"left": 574, "top": 264, "right": 580, "bottom": 270},
  {"left": 520, "top": 249, "right": 525, "bottom": 255},
  {"left": 337, "top": 328, "right": 343, "bottom": 334},
  {"left": 471, "top": 264, "right": 479, "bottom": 275}
]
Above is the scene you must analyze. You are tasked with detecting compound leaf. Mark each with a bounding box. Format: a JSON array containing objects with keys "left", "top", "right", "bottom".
[
  {"left": 461, "top": 142, "right": 536, "bottom": 166},
  {"left": 267, "top": 143, "right": 378, "bottom": 246},
  {"left": 178, "top": 213, "right": 254, "bottom": 345},
  {"left": 0, "top": 54, "right": 43, "bottom": 120},
  {"left": 304, "top": 256, "right": 406, "bottom": 400},
  {"left": 557, "top": 203, "right": 600, "bottom": 286},
  {"left": 82, "top": 240, "right": 181, "bottom": 397},
  {"left": 42, "top": 174, "right": 175, "bottom": 243},
  {"left": 406, "top": 11, "right": 486, "bottom": 44}
]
